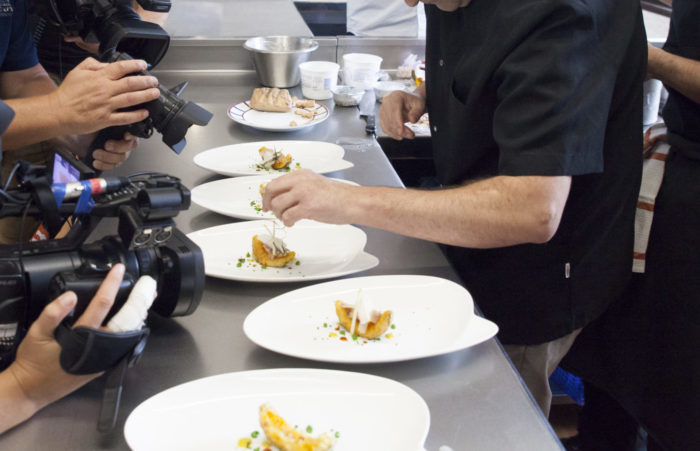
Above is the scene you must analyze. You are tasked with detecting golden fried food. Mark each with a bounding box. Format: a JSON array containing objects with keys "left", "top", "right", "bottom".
[
  {"left": 250, "top": 87, "right": 293, "bottom": 112},
  {"left": 294, "top": 108, "right": 314, "bottom": 119},
  {"left": 252, "top": 235, "right": 296, "bottom": 267},
  {"left": 259, "top": 403, "right": 335, "bottom": 451},
  {"left": 258, "top": 146, "right": 292, "bottom": 170},
  {"left": 271, "top": 152, "right": 292, "bottom": 169},
  {"left": 334, "top": 300, "right": 392, "bottom": 339}
]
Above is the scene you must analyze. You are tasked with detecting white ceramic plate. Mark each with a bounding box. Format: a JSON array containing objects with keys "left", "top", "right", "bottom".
[
  {"left": 124, "top": 368, "right": 430, "bottom": 451},
  {"left": 193, "top": 140, "right": 354, "bottom": 177},
  {"left": 244, "top": 275, "right": 498, "bottom": 363},
  {"left": 186, "top": 220, "right": 379, "bottom": 282},
  {"left": 228, "top": 100, "right": 330, "bottom": 131},
  {"left": 192, "top": 175, "right": 359, "bottom": 220}
]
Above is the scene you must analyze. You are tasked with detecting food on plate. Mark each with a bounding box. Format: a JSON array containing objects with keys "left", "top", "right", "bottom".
[
  {"left": 259, "top": 183, "right": 267, "bottom": 197},
  {"left": 289, "top": 120, "right": 299, "bottom": 127},
  {"left": 258, "top": 146, "right": 293, "bottom": 170},
  {"left": 294, "top": 109, "right": 314, "bottom": 119},
  {"left": 334, "top": 291, "right": 392, "bottom": 339},
  {"left": 252, "top": 224, "right": 295, "bottom": 267},
  {"left": 295, "top": 98, "right": 316, "bottom": 108},
  {"left": 250, "top": 87, "right": 293, "bottom": 112},
  {"left": 259, "top": 403, "right": 335, "bottom": 451}
]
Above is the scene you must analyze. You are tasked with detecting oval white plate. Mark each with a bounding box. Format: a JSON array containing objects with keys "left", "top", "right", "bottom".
[
  {"left": 193, "top": 140, "right": 354, "bottom": 177},
  {"left": 186, "top": 220, "right": 379, "bottom": 282},
  {"left": 244, "top": 275, "right": 498, "bottom": 363},
  {"left": 228, "top": 100, "right": 329, "bottom": 131},
  {"left": 124, "top": 368, "right": 430, "bottom": 451},
  {"left": 192, "top": 175, "right": 359, "bottom": 220}
]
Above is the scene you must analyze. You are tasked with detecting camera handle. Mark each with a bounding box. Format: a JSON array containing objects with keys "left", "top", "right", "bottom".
[
  {"left": 55, "top": 321, "right": 149, "bottom": 432},
  {"left": 83, "top": 126, "right": 136, "bottom": 172}
]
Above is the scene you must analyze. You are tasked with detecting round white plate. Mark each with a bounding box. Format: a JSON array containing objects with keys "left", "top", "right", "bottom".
[
  {"left": 228, "top": 100, "right": 330, "bottom": 131},
  {"left": 186, "top": 220, "right": 379, "bottom": 282},
  {"left": 193, "top": 140, "right": 354, "bottom": 177},
  {"left": 191, "top": 175, "right": 359, "bottom": 220},
  {"left": 244, "top": 275, "right": 498, "bottom": 363},
  {"left": 124, "top": 368, "right": 430, "bottom": 451}
]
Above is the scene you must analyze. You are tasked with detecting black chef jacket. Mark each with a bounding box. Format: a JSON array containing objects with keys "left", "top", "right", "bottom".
[{"left": 424, "top": 0, "right": 645, "bottom": 344}]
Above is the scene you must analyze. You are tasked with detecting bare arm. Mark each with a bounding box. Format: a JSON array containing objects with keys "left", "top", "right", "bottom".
[
  {"left": 132, "top": 0, "right": 169, "bottom": 27},
  {"left": 263, "top": 170, "right": 571, "bottom": 248},
  {"left": 648, "top": 43, "right": 700, "bottom": 105}
]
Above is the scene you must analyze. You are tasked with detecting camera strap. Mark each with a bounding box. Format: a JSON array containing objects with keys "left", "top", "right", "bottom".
[{"left": 55, "top": 321, "right": 149, "bottom": 432}]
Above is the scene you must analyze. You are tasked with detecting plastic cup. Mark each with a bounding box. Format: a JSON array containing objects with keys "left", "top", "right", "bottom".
[
  {"left": 342, "top": 53, "right": 383, "bottom": 89},
  {"left": 643, "top": 79, "right": 663, "bottom": 125},
  {"left": 299, "top": 61, "right": 340, "bottom": 100}
]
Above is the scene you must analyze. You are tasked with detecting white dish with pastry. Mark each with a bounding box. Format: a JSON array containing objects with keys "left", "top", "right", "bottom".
[
  {"left": 186, "top": 219, "right": 378, "bottom": 283},
  {"left": 124, "top": 368, "right": 430, "bottom": 451},
  {"left": 192, "top": 175, "right": 359, "bottom": 221},
  {"left": 193, "top": 140, "right": 353, "bottom": 177},
  {"left": 229, "top": 87, "right": 330, "bottom": 131},
  {"left": 243, "top": 275, "right": 498, "bottom": 364}
]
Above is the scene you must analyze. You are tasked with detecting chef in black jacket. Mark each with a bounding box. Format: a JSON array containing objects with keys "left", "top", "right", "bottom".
[{"left": 263, "top": 0, "right": 646, "bottom": 418}]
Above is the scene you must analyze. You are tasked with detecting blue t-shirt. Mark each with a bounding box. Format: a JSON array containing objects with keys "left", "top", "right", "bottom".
[{"left": 0, "top": 0, "right": 39, "bottom": 72}]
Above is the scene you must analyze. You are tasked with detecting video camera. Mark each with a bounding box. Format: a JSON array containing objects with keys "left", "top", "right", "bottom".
[
  {"left": 0, "top": 149, "right": 205, "bottom": 372},
  {"left": 30, "top": 0, "right": 213, "bottom": 156}
]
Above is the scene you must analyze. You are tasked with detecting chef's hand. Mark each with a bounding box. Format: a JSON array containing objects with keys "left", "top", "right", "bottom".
[
  {"left": 379, "top": 88, "right": 426, "bottom": 140},
  {"left": 262, "top": 169, "right": 356, "bottom": 227},
  {"left": 0, "top": 264, "right": 126, "bottom": 434},
  {"left": 91, "top": 132, "right": 139, "bottom": 171}
]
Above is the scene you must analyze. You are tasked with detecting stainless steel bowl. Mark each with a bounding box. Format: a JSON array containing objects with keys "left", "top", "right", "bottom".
[{"left": 244, "top": 36, "right": 319, "bottom": 88}]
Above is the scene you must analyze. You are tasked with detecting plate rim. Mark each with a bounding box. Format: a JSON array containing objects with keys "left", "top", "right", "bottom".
[
  {"left": 227, "top": 100, "right": 330, "bottom": 132},
  {"left": 243, "top": 274, "right": 498, "bottom": 363}
]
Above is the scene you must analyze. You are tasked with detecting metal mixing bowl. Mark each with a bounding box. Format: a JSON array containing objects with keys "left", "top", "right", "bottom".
[{"left": 243, "top": 36, "right": 319, "bottom": 88}]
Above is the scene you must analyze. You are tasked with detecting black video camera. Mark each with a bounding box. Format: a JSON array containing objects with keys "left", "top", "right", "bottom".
[
  {"left": 30, "top": 0, "right": 213, "bottom": 156},
  {"left": 0, "top": 150, "right": 205, "bottom": 371}
]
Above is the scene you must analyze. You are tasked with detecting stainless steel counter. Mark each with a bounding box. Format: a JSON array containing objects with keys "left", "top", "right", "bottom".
[{"left": 0, "top": 49, "right": 563, "bottom": 451}]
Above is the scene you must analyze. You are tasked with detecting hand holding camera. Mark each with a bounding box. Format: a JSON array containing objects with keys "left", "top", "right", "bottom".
[
  {"left": 50, "top": 57, "right": 161, "bottom": 136},
  {"left": 0, "top": 264, "right": 155, "bottom": 434}
]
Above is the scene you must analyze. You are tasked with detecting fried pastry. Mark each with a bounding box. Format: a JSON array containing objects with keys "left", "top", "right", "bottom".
[
  {"left": 335, "top": 300, "right": 392, "bottom": 339},
  {"left": 250, "top": 87, "right": 293, "bottom": 112},
  {"left": 252, "top": 234, "right": 295, "bottom": 267},
  {"left": 259, "top": 403, "right": 335, "bottom": 451}
]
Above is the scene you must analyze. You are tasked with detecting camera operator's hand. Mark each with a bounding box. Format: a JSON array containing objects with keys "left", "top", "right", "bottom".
[
  {"left": 92, "top": 132, "right": 139, "bottom": 171},
  {"left": 49, "top": 58, "right": 160, "bottom": 135},
  {"left": 0, "top": 264, "right": 125, "bottom": 434}
]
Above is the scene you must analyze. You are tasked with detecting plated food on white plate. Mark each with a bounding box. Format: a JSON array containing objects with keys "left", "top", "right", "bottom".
[
  {"left": 186, "top": 220, "right": 378, "bottom": 282},
  {"left": 193, "top": 140, "right": 353, "bottom": 177},
  {"left": 191, "top": 175, "right": 359, "bottom": 221},
  {"left": 124, "top": 368, "right": 430, "bottom": 451},
  {"left": 243, "top": 275, "right": 498, "bottom": 363},
  {"left": 229, "top": 88, "right": 329, "bottom": 132}
]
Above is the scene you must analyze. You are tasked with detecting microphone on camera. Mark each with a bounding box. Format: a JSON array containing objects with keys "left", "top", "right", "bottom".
[{"left": 52, "top": 176, "right": 129, "bottom": 201}]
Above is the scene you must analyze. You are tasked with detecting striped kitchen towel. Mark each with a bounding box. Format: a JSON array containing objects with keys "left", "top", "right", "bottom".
[{"left": 633, "top": 124, "right": 670, "bottom": 273}]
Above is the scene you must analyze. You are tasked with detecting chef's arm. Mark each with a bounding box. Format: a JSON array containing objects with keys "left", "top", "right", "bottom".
[{"left": 648, "top": 44, "right": 700, "bottom": 105}]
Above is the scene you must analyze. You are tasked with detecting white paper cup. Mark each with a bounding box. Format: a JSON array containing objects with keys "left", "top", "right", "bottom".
[
  {"left": 299, "top": 61, "right": 339, "bottom": 100},
  {"left": 643, "top": 79, "right": 663, "bottom": 125},
  {"left": 342, "top": 53, "right": 382, "bottom": 89}
]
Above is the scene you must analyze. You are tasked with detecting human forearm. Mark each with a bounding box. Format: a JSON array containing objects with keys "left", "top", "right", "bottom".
[
  {"left": 648, "top": 44, "right": 700, "bottom": 104},
  {"left": 346, "top": 176, "right": 570, "bottom": 248},
  {"left": 2, "top": 93, "right": 64, "bottom": 150},
  {"left": 0, "top": 368, "right": 39, "bottom": 434},
  {"left": 265, "top": 171, "right": 571, "bottom": 248}
]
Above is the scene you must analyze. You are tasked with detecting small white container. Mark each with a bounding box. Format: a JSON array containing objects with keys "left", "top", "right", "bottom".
[
  {"left": 643, "top": 78, "right": 663, "bottom": 125},
  {"left": 342, "top": 53, "right": 383, "bottom": 89},
  {"left": 374, "top": 81, "right": 406, "bottom": 102},
  {"left": 331, "top": 85, "right": 365, "bottom": 107},
  {"left": 299, "top": 61, "right": 340, "bottom": 100}
]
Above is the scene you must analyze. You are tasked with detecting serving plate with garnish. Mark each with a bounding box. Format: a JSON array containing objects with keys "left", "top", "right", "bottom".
[
  {"left": 193, "top": 140, "right": 353, "bottom": 177},
  {"left": 244, "top": 275, "right": 498, "bottom": 363},
  {"left": 191, "top": 175, "right": 359, "bottom": 220},
  {"left": 186, "top": 220, "right": 378, "bottom": 283}
]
